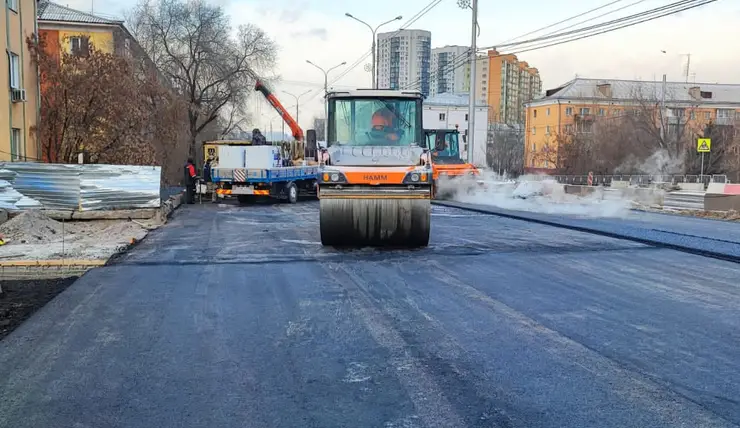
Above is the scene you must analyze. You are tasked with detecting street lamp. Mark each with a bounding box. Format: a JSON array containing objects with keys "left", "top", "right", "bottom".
[
  {"left": 306, "top": 60, "right": 347, "bottom": 97},
  {"left": 306, "top": 60, "right": 347, "bottom": 141},
  {"left": 282, "top": 90, "right": 312, "bottom": 123},
  {"left": 345, "top": 13, "right": 402, "bottom": 89}
]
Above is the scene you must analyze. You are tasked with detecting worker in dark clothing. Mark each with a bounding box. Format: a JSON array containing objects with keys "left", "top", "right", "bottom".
[
  {"left": 203, "top": 157, "right": 213, "bottom": 183},
  {"left": 184, "top": 158, "right": 197, "bottom": 204}
]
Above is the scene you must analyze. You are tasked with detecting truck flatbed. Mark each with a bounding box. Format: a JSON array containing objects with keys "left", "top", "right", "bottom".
[
  {"left": 208, "top": 165, "right": 319, "bottom": 204},
  {"left": 211, "top": 165, "right": 319, "bottom": 183}
]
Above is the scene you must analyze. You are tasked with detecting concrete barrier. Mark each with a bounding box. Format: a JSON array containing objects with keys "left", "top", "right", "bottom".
[
  {"left": 677, "top": 182, "right": 705, "bottom": 191},
  {"left": 704, "top": 183, "right": 740, "bottom": 211},
  {"left": 563, "top": 185, "right": 663, "bottom": 206}
]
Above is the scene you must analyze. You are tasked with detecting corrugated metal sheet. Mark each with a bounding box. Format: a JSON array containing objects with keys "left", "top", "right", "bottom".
[
  {"left": 0, "top": 169, "right": 44, "bottom": 210},
  {"left": 1, "top": 163, "right": 79, "bottom": 209},
  {"left": 0, "top": 163, "right": 161, "bottom": 211},
  {"left": 80, "top": 165, "right": 161, "bottom": 210}
]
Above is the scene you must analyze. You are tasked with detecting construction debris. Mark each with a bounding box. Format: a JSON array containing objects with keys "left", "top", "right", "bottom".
[{"left": 0, "top": 210, "right": 153, "bottom": 261}]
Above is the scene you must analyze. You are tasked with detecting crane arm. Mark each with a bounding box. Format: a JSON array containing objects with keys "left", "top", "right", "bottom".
[{"left": 254, "top": 80, "right": 305, "bottom": 141}]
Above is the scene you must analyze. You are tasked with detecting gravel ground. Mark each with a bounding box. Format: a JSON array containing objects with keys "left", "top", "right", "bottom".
[
  {"left": 0, "top": 276, "right": 78, "bottom": 340},
  {"left": 0, "top": 211, "right": 152, "bottom": 260}
]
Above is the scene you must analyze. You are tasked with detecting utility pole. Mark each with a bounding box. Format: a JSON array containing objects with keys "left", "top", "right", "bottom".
[
  {"left": 306, "top": 60, "right": 346, "bottom": 141},
  {"left": 458, "top": 0, "right": 478, "bottom": 164},
  {"left": 660, "top": 74, "right": 666, "bottom": 142},
  {"left": 684, "top": 53, "right": 691, "bottom": 83},
  {"left": 345, "top": 13, "right": 403, "bottom": 89}
]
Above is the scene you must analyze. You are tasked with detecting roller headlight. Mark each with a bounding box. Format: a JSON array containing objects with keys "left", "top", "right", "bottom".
[{"left": 410, "top": 173, "right": 419, "bottom": 182}]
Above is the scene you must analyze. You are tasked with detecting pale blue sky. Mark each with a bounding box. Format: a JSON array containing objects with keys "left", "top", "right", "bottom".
[{"left": 69, "top": 0, "right": 739, "bottom": 132}]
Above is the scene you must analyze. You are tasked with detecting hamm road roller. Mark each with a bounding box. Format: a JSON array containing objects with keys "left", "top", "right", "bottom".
[{"left": 318, "top": 89, "right": 433, "bottom": 247}]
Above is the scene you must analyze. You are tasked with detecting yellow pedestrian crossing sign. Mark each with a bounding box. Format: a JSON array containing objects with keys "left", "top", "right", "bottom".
[{"left": 697, "top": 138, "right": 711, "bottom": 153}]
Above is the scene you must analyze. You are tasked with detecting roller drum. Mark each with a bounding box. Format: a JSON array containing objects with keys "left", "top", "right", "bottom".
[{"left": 320, "top": 198, "right": 430, "bottom": 247}]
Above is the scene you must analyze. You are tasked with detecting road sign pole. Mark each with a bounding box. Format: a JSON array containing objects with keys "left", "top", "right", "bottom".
[{"left": 701, "top": 152, "right": 705, "bottom": 177}]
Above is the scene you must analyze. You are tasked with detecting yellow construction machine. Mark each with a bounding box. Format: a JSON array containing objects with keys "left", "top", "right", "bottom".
[{"left": 317, "top": 89, "right": 433, "bottom": 247}]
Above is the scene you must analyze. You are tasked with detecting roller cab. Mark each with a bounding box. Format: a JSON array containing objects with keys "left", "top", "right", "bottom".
[
  {"left": 424, "top": 128, "right": 482, "bottom": 199},
  {"left": 318, "top": 90, "right": 432, "bottom": 247}
]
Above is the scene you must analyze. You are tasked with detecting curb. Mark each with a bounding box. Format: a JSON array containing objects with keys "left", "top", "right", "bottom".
[{"left": 433, "top": 200, "right": 740, "bottom": 264}]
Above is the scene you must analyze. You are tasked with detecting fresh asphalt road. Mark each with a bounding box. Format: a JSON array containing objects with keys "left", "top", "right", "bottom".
[{"left": 1, "top": 201, "right": 739, "bottom": 428}]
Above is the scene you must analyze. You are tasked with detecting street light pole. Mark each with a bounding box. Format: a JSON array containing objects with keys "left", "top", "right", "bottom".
[
  {"left": 345, "top": 13, "right": 402, "bottom": 89},
  {"left": 282, "top": 89, "right": 312, "bottom": 126},
  {"left": 306, "top": 60, "right": 347, "bottom": 141}
]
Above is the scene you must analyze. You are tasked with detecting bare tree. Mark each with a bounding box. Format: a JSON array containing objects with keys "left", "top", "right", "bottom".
[
  {"left": 487, "top": 123, "right": 524, "bottom": 176},
  {"left": 312, "top": 117, "right": 326, "bottom": 141},
  {"left": 542, "top": 83, "right": 738, "bottom": 176},
  {"left": 127, "top": 0, "right": 277, "bottom": 156}
]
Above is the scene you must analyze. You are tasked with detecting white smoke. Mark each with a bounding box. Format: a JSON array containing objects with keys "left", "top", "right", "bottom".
[{"left": 437, "top": 171, "right": 634, "bottom": 218}]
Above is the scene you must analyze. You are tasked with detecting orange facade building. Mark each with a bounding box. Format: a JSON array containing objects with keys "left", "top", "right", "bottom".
[
  {"left": 524, "top": 78, "right": 740, "bottom": 171},
  {"left": 474, "top": 49, "right": 542, "bottom": 125}
]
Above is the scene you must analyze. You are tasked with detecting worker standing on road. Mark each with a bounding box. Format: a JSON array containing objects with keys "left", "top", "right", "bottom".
[{"left": 184, "top": 158, "right": 197, "bottom": 204}]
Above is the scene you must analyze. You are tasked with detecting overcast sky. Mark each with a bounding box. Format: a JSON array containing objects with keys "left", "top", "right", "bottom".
[{"left": 68, "top": 0, "right": 738, "bottom": 135}]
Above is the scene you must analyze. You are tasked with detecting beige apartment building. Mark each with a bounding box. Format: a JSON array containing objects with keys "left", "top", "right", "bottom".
[{"left": 0, "top": 0, "right": 39, "bottom": 162}]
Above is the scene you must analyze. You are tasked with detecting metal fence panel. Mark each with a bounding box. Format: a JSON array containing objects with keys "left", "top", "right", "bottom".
[
  {"left": 1, "top": 163, "right": 80, "bottom": 209},
  {"left": 0, "top": 163, "right": 161, "bottom": 211},
  {"left": 80, "top": 165, "right": 161, "bottom": 210}
]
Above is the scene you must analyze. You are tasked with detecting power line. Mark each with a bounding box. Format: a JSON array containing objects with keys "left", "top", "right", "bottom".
[
  {"left": 483, "top": 0, "right": 709, "bottom": 50},
  {"left": 321, "top": 0, "right": 444, "bottom": 91},
  {"left": 300, "top": 1, "right": 445, "bottom": 104},
  {"left": 497, "top": 0, "right": 716, "bottom": 54},
  {"left": 535, "top": 0, "right": 648, "bottom": 39},
  {"left": 404, "top": 0, "right": 716, "bottom": 92},
  {"left": 497, "top": 0, "right": 626, "bottom": 44}
]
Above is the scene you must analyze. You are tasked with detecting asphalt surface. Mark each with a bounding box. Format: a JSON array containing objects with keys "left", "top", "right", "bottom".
[{"left": 1, "top": 200, "right": 739, "bottom": 427}]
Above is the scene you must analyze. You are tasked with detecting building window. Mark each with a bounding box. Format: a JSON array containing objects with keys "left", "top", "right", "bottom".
[
  {"left": 533, "top": 109, "right": 537, "bottom": 118},
  {"left": 531, "top": 127, "right": 536, "bottom": 135},
  {"left": 598, "top": 108, "right": 605, "bottom": 116},
  {"left": 544, "top": 159, "right": 549, "bottom": 168},
  {"left": 10, "top": 128, "right": 21, "bottom": 161},
  {"left": 565, "top": 107, "right": 573, "bottom": 116},
  {"left": 579, "top": 108, "right": 590, "bottom": 115},
  {"left": 704, "top": 111, "right": 710, "bottom": 120},
  {"left": 546, "top": 108, "right": 550, "bottom": 116},
  {"left": 465, "top": 113, "right": 468, "bottom": 121},
  {"left": 545, "top": 125, "right": 550, "bottom": 134},
  {"left": 439, "top": 113, "right": 445, "bottom": 120},
  {"left": 8, "top": 52, "right": 20, "bottom": 89},
  {"left": 531, "top": 142, "right": 536, "bottom": 151},
  {"left": 70, "top": 36, "right": 90, "bottom": 56},
  {"left": 612, "top": 109, "right": 620, "bottom": 116},
  {"left": 7, "top": 0, "right": 17, "bottom": 11},
  {"left": 690, "top": 111, "right": 696, "bottom": 120}
]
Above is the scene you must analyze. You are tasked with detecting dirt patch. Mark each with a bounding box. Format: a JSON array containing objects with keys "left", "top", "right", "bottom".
[
  {"left": 0, "top": 210, "right": 67, "bottom": 243},
  {"left": 676, "top": 209, "right": 740, "bottom": 221},
  {"left": 0, "top": 211, "right": 153, "bottom": 260},
  {"left": 0, "top": 276, "right": 78, "bottom": 340}
]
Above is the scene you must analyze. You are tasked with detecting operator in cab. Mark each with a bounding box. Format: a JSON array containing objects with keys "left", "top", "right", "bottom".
[{"left": 370, "top": 107, "right": 401, "bottom": 142}]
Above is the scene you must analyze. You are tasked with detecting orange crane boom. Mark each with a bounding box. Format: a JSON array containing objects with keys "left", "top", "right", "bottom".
[{"left": 254, "top": 80, "right": 305, "bottom": 141}]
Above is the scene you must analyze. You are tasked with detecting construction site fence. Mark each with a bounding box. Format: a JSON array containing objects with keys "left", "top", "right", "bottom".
[
  {"left": 0, "top": 163, "right": 161, "bottom": 211},
  {"left": 524, "top": 174, "right": 729, "bottom": 188}
]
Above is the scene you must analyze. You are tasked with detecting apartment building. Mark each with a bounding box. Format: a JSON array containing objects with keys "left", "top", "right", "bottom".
[
  {"left": 0, "top": 0, "right": 40, "bottom": 162},
  {"left": 38, "top": 1, "right": 139, "bottom": 58},
  {"left": 524, "top": 78, "right": 740, "bottom": 170},
  {"left": 430, "top": 45, "right": 469, "bottom": 97},
  {"left": 377, "top": 29, "right": 431, "bottom": 97},
  {"left": 477, "top": 49, "right": 541, "bottom": 125}
]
